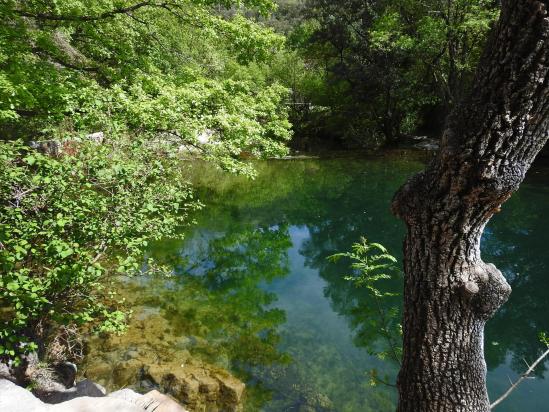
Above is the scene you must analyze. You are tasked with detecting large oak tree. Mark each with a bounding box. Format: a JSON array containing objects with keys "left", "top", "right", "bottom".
[{"left": 392, "top": 0, "right": 549, "bottom": 411}]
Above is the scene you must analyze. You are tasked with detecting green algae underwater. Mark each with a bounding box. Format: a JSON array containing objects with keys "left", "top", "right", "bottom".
[{"left": 84, "top": 151, "right": 549, "bottom": 412}]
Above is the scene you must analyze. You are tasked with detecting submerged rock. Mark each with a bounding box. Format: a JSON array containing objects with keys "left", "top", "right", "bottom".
[
  {"left": 83, "top": 312, "right": 246, "bottom": 411},
  {"left": 112, "top": 359, "right": 144, "bottom": 387},
  {"left": 146, "top": 365, "right": 245, "bottom": 411}
]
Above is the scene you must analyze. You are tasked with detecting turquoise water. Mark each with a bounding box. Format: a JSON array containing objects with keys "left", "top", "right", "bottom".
[{"left": 143, "top": 152, "right": 549, "bottom": 411}]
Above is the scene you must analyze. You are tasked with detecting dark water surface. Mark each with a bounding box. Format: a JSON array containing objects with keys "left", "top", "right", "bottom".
[{"left": 102, "top": 152, "right": 549, "bottom": 411}]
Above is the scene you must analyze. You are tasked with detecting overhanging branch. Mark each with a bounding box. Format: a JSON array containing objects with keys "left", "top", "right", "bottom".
[{"left": 14, "top": 1, "right": 169, "bottom": 22}]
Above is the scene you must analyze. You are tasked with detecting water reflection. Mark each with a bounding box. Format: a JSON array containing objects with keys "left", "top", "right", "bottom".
[
  {"left": 148, "top": 225, "right": 292, "bottom": 369},
  {"left": 87, "top": 153, "right": 549, "bottom": 411},
  {"left": 181, "top": 155, "right": 420, "bottom": 410},
  {"left": 483, "top": 183, "right": 549, "bottom": 411}
]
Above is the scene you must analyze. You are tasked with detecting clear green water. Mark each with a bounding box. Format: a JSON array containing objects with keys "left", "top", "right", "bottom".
[{"left": 128, "top": 152, "right": 549, "bottom": 411}]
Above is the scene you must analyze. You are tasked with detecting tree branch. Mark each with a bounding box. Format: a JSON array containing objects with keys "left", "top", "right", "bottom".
[
  {"left": 31, "top": 47, "right": 100, "bottom": 73},
  {"left": 490, "top": 347, "right": 549, "bottom": 409},
  {"left": 14, "top": 1, "right": 168, "bottom": 22}
]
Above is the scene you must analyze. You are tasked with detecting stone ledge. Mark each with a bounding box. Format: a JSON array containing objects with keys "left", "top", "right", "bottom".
[{"left": 0, "top": 379, "right": 188, "bottom": 412}]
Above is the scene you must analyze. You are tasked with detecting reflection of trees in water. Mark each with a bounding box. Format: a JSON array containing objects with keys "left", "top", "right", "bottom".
[
  {"left": 482, "top": 187, "right": 549, "bottom": 376},
  {"left": 182, "top": 157, "right": 422, "bottom": 410},
  {"left": 146, "top": 224, "right": 292, "bottom": 376},
  {"left": 301, "top": 227, "right": 404, "bottom": 364},
  {"left": 296, "top": 190, "right": 405, "bottom": 384},
  {"left": 147, "top": 157, "right": 549, "bottom": 409},
  {"left": 289, "top": 163, "right": 549, "bottom": 379}
]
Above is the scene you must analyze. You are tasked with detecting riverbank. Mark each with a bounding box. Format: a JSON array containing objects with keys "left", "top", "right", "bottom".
[{"left": 0, "top": 378, "right": 187, "bottom": 411}]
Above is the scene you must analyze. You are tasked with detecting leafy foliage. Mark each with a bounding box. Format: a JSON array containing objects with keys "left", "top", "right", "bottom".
[
  {"left": 152, "top": 224, "right": 292, "bottom": 369},
  {"left": 0, "top": 0, "right": 291, "bottom": 172},
  {"left": 329, "top": 237, "right": 402, "bottom": 384},
  {"left": 540, "top": 332, "right": 549, "bottom": 347},
  {"left": 268, "top": 0, "right": 498, "bottom": 147},
  {"left": 0, "top": 139, "right": 200, "bottom": 362},
  {"left": 330, "top": 239, "right": 398, "bottom": 298},
  {"left": 0, "top": 0, "right": 294, "bottom": 364}
]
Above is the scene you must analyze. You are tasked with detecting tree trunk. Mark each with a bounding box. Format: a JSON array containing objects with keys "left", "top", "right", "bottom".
[{"left": 392, "top": 1, "right": 549, "bottom": 411}]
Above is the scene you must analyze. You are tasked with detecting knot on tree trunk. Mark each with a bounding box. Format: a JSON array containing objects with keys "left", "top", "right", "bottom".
[{"left": 460, "top": 262, "right": 511, "bottom": 320}]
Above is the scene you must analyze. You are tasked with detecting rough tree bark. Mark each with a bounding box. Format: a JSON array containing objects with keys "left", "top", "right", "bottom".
[{"left": 392, "top": 1, "right": 549, "bottom": 411}]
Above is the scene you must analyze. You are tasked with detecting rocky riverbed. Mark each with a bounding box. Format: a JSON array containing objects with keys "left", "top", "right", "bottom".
[
  {"left": 82, "top": 308, "right": 246, "bottom": 412},
  {"left": 0, "top": 303, "right": 246, "bottom": 412}
]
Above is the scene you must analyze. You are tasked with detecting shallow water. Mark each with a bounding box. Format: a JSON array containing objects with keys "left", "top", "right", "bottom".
[{"left": 91, "top": 151, "right": 549, "bottom": 411}]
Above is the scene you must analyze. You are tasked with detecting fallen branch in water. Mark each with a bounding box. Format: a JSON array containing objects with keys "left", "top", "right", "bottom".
[{"left": 490, "top": 346, "right": 549, "bottom": 409}]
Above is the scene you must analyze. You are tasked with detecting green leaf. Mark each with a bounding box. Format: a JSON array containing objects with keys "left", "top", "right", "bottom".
[
  {"left": 6, "top": 282, "right": 19, "bottom": 291},
  {"left": 24, "top": 156, "right": 36, "bottom": 166}
]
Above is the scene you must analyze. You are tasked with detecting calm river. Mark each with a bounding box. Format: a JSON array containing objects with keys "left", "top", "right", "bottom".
[{"left": 87, "top": 151, "right": 549, "bottom": 411}]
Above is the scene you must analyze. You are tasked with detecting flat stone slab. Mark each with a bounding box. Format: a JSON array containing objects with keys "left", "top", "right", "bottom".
[
  {"left": 0, "top": 379, "right": 188, "bottom": 412},
  {"left": 0, "top": 379, "right": 45, "bottom": 412}
]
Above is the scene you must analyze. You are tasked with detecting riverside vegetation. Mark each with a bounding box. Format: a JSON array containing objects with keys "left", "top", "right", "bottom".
[
  {"left": 1, "top": 1, "right": 548, "bottom": 411},
  {"left": 0, "top": 0, "right": 498, "bottom": 368},
  {"left": 0, "top": 0, "right": 292, "bottom": 366}
]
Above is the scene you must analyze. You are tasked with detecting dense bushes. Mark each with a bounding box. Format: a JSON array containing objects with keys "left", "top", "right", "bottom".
[
  {"left": 0, "top": 138, "right": 199, "bottom": 361},
  {"left": 0, "top": 0, "right": 292, "bottom": 364}
]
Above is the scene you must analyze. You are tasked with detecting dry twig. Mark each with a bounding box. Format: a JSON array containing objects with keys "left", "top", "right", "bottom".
[{"left": 490, "top": 347, "right": 549, "bottom": 409}]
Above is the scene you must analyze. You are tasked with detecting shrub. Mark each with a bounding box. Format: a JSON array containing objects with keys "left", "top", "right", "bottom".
[{"left": 0, "top": 138, "right": 198, "bottom": 363}]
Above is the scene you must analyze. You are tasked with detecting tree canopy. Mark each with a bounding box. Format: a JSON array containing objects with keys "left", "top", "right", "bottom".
[{"left": 0, "top": 0, "right": 292, "bottom": 170}]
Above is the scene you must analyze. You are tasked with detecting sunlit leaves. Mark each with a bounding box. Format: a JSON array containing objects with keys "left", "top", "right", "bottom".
[
  {"left": 0, "top": 0, "right": 290, "bottom": 161},
  {"left": 0, "top": 139, "right": 199, "bottom": 362},
  {"left": 329, "top": 237, "right": 402, "bottom": 373}
]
